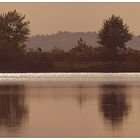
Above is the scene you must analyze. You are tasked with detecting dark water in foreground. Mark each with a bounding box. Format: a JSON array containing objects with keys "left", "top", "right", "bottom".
[{"left": 0, "top": 73, "right": 140, "bottom": 137}]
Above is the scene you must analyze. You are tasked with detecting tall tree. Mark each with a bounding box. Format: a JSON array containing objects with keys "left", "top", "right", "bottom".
[
  {"left": 98, "top": 15, "right": 132, "bottom": 50},
  {"left": 0, "top": 10, "right": 30, "bottom": 66},
  {"left": 0, "top": 10, "right": 30, "bottom": 46}
]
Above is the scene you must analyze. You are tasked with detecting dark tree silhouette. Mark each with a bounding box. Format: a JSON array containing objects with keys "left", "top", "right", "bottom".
[
  {"left": 98, "top": 15, "right": 132, "bottom": 50},
  {"left": 98, "top": 15, "right": 132, "bottom": 61},
  {"left": 70, "top": 38, "right": 93, "bottom": 62},
  {"left": 0, "top": 10, "right": 30, "bottom": 67},
  {"left": 0, "top": 10, "right": 30, "bottom": 45},
  {"left": 70, "top": 38, "right": 93, "bottom": 53}
]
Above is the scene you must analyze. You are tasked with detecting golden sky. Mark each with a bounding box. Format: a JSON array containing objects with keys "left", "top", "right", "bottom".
[{"left": 0, "top": 3, "right": 140, "bottom": 35}]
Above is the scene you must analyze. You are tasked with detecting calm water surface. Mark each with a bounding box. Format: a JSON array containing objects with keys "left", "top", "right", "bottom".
[{"left": 0, "top": 73, "right": 140, "bottom": 137}]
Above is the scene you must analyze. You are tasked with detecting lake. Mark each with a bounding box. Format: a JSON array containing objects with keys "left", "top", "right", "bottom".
[{"left": 0, "top": 73, "right": 140, "bottom": 137}]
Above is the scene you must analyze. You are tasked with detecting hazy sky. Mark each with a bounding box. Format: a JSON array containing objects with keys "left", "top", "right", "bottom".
[{"left": 0, "top": 3, "right": 140, "bottom": 35}]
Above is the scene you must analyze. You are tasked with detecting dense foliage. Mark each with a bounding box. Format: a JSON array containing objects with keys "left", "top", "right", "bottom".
[
  {"left": 98, "top": 15, "right": 132, "bottom": 49},
  {"left": 0, "top": 11, "right": 140, "bottom": 72},
  {"left": 0, "top": 10, "right": 30, "bottom": 44}
]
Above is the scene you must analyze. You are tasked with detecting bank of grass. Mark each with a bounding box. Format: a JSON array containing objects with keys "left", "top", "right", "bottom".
[
  {"left": 0, "top": 60, "right": 139, "bottom": 72},
  {"left": 53, "top": 61, "right": 140, "bottom": 72}
]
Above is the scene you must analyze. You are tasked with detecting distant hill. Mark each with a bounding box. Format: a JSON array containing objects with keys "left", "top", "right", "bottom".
[{"left": 25, "top": 31, "right": 140, "bottom": 51}]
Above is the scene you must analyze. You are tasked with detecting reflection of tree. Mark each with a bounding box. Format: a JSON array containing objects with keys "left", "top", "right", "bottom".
[
  {"left": 99, "top": 84, "right": 131, "bottom": 128},
  {"left": 0, "top": 84, "right": 28, "bottom": 128},
  {"left": 77, "top": 85, "right": 87, "bottom": 108},
  {"left": 77, "top": 93, "right": 86, "bottom": 108}
]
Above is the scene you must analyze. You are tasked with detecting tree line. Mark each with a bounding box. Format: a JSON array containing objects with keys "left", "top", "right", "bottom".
[{"left": 0, "top": 10, "right": 140, "bottom": 72}]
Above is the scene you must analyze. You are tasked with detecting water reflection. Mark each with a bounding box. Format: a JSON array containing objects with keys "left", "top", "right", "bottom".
[
  {"left": 99, "top": 84, "right": 131, "bottom": 128},
  {"left": 77, "top": 85, "right": 87, "bottom": 108},
  {"left": 0, "top": 84, "right": 28, "bottom": 128}
]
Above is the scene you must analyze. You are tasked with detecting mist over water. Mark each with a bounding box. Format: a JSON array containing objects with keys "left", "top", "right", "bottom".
[{"left": 0, "top": 73, "right": 139, "bottom": 137}]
